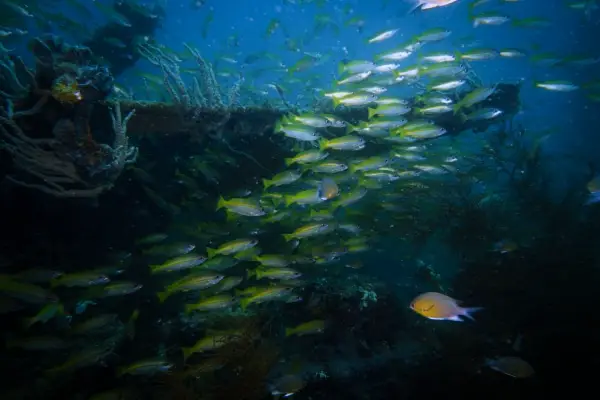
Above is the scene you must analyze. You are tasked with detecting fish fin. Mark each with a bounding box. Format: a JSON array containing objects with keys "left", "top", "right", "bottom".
[
  {"left": 406, "top": 0, "right": 424, "bottom": 15},
  {"left": 461, "top": 307, "right": 484, "bottom": 321},
  {"left": 274, "top": 119, "right": 283, "bottom": 133}
]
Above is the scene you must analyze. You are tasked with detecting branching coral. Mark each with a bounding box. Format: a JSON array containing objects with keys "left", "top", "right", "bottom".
[
  {"left": 0, "top": 35, "right": 136, "bottom": 198},
  {"left": 0, "top": 102, "right": 137, "bottom": 198},
  {"left": 0, "top": 53, "right": 36, "bottom": 100},
  {"left": 0, "top": 108, "right": 109, "bottom": 197},
  {"left": 137, "top": 41, "right": 241, "bottom": 112}
]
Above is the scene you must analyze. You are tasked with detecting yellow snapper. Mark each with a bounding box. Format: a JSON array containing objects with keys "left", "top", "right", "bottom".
[
  {"left": 284, "top": 150, "right": 329, "bottom": 166},
  {"left": 239, "top": 286, "right": 294, "bottom": 310},
  {"left": 285, "top": 320, "right": 326, "bottom": 336},
  {"left": 283, "top": 222, "right": 332, "bottom": 241},
  {"left": 182, "top": 334, "right": 236, "bottom": 361},
  {"left": 117, "top": 359, "right": 173, "bottom": 376},
  {"left": 0, "top": 278, "right": 58, "bottom": 304},
  {"left": 206, "top": 238, "right": 258, "bottom": 258},
  {"left": 319, "top": 135, "right": 366, "bottom": 151},
  {"left": 248, "top": 267, "right": 302, "bottom": 280},
  {"left": 150, "top": 254, "right": 208, "bottom": 274},
  {"left": 184, "top": 294, "right": 236, "bottom": 312},
  {"left": 157, "top": 273, "right": 224, "bottom": 303},
  {"left": 50, "top": 272, "right": 110, "bottom": 288},
  {"left": 263, "top": 170, "right": 302, "bottom": 189},
  {"left": 284, "top": 189, "right": 324, "bottom": 206},
  {"left": 216, "top": 196, "right": 265, "bottom": 217}
]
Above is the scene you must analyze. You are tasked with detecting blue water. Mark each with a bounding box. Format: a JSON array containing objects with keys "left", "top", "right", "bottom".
[{"left": 1, "top": 0, "right": 600, "bottom": 398}]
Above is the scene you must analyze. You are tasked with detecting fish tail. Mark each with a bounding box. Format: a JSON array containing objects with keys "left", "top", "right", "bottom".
[
  {"left": 367, "top": 107, "right": 377, "bottom": 119},
  {"left": 116, "top": 366, "right": 127, "bottom": 377},
  {"left": 271, "top": 197, "right": 284, "bottom": 208},
  {"left": 283, "top": 196, "right": 294, "bottom": 207},
  {"left": 225, "top": 211, "right": 238, "bottom": 223},
  {"left": 452, "top": 103, "right": 461, "bottom": 115},
  {"left": 282, "top": 233, "right": 294, "bottom": 242},
  {"left": 284, "top": 157, "right": 294, "bottom": 166},
  {"left": 21, "top": 317, "right": 34, "bottom": 330},
  {"left": 462, "top": 307, "right": 484, "bottom": 321},
  {"left": 284, "top": 328, "right": 294, "bottom": 337},
  {"left": 345, "top": 123, "right": 357, "bottom": 134},
  {"left": 263, "top": 178, "right": 272, "bottom": 189},
  {"left": 157, "top": 291, "right": 170, "bottom": 303},
  {"left": 206, "top": 247, "right": 217, "bottom": 258},
  {"left": 184, "top": 304, "right": 195, "bottom": 314},
  {"left": 331, "top": 97, "right": 342, "bottom": 109},
  {"left": 216, "top": 196, "right": 226, "bottom": 211},
  {"left": 240, "top": 297, "right": 251, "bottom": 311},
  {"left": 274, "top": 118, "right": 283, "bottom": 133},
  {"left": 182, "top": 347, "right": 193, "bottom": 362},
  {"left": 246, "top": 268, "right": 256, "bottom": 279},
  {"left": 318, "top": 139, "right": 328, "bottom": 151}
]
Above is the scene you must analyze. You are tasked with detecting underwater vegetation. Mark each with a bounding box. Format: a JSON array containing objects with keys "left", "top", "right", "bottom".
[{"left": 0, "top": 0, "right": 599, "bottom": 399}]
